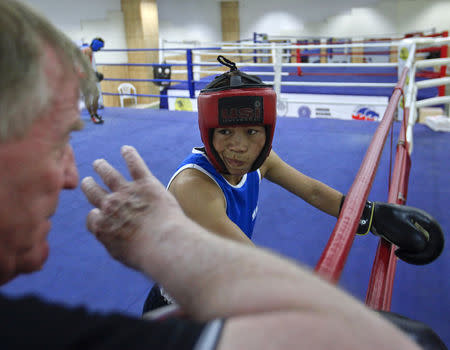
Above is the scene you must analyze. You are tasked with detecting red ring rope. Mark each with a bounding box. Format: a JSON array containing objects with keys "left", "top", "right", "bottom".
[{"left": 315, "top": 69, "right": 409, "bottom": 293}]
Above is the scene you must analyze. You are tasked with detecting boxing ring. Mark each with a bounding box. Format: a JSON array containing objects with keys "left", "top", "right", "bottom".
[
  {"left": 93, "top": 35, "right": 450, "bottom": 317},
  {"left": 86, "top": 36, "right": 449, "bottom": 323}
]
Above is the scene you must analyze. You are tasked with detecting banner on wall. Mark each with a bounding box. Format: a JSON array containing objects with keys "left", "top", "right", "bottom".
[{"left": 278, "top": 93, "right": 388, "bottom": 121}]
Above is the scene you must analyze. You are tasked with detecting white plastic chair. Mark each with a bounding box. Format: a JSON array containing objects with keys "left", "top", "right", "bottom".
[{"left": 118, "top": 83, "right": 137, "bottom": 107}]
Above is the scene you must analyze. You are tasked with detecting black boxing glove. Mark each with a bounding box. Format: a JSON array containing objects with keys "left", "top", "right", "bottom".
[
  {"left": 376, "top": 311, "right": 447, "bottom": 350},
  {"left": 340, "top": 196, "right": 445, "bottom": 265},
  {"left": 95, "top": 71, "right": 104, "bottom": 82}
]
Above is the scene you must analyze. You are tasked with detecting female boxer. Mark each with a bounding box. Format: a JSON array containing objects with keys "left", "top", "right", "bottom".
[{"left": 142, "top": 56, "right": 443, "bottom": 313}]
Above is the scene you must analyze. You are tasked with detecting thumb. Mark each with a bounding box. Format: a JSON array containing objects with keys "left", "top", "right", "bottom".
[
  {"left": 395, "top": 220, "right": 445, "bottom": 265},
  {"left": 86, "top": 208, "right": 103, "bottom": 235}
]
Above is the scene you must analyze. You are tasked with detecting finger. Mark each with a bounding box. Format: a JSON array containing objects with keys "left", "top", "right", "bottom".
[
  {"left": 400, "top": 221, "right": 428, "bottom": 252},
  {"left": 93, "top": 158, "right": 128, "bottom": 191},
  {"left": 410, "top": 210, "right": 434, "bottom": 237},
  {"left": 86, "top": 208, "right": 103, "bottom": 234},
  {"left": 413, "top": 222, "right": 430, "bottom": 242},
  {"left": 81, "top": 176, "right": 109, "bottom": 208},
  {"left": 395, "top": 220, "right": 444, "bottom": 265},
  {"left": 121, "top": 145, "right": 151, "bottom": 180}
]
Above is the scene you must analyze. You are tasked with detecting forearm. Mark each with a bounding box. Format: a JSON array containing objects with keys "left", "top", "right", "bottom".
[
  {"left": 299, "top": 178, "right": 343, "bottom": 217},
  {"left": 264, "top": 156, "right": 343, "bottom": 217},
  {"left": 136, "top": 214, "right": 375, "bottom": 322},
  {"left": 140, "top": 223, "right": 419, "bottom": 350},
  {"left": 218, "top": 311, "right": 421, "bottom": 350}
]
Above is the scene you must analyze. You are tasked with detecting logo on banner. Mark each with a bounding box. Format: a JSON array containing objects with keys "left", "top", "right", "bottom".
[
  {"left": 298, "top": 105, "right": 311, "bottom": 118},
  {"left": 352, "top": 107, "right": 380, "bottom": 121}
]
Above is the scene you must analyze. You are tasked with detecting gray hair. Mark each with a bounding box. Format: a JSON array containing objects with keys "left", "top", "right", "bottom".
[{"left": 0, "top": 0, "right": 97, "bottom": 141}]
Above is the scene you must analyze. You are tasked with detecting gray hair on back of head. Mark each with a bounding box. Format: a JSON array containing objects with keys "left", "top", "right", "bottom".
[{"left": 0, "top": 0, "right": 97, "bottom": 142}]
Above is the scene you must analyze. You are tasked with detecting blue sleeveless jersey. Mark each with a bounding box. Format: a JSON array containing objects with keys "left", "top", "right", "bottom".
[{"left": 168, "top": 148, "right": 261, "bottom": 239}]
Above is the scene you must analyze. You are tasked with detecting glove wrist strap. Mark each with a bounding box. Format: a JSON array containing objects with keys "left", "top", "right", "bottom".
[
  {"left": 339, "top": 195, "right": 374, "bottom": 235},
  {"left": 357, "top": 200, "right": 374, "bottom": 235}
]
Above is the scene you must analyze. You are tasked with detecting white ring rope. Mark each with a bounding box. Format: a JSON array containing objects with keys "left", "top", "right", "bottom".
[
  {"left": 281, "top": 98, "right": 387, "bottom": 107},
  {"left": 415, "top": 57, "right": 450, "bottom": 68},
  {"left": 416, "top": 77, "right": 450, "bottom": 89},
  {"left": 201, "top": 52, "right": 291, "bottom": 58},
  {"left": 192, "top": 61, "right": 398, "bottom": 68},
  {"left": 274, "top": 81, "right": 396, "bottom": 87},
  {"left": 416, "top": 96, "right": 450, "bottom": 108},
  {"left": 191, "top": 42, "right": 400, "bottom": 51}
]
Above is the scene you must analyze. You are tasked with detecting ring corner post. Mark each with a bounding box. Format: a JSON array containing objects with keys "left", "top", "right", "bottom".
[{"left": 186, "top": 49, "right": 195, "bottom": 99}]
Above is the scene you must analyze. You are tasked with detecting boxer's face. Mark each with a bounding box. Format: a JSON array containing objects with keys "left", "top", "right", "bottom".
[{"left": 213, "top": 125, "right": 266, "bottom": 180}]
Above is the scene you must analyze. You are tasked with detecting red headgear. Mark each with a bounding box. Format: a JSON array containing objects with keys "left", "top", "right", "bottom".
[{"left": 197, "top": 56, "right": 277, "bottom": 173}]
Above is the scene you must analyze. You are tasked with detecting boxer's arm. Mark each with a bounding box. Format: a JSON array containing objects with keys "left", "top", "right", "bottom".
[
  {"left": 262, "top": 150, "right": 343, "bottom": 216},
  {"left": 168, "top": 169, "right": 254, "bottom": 245}
]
